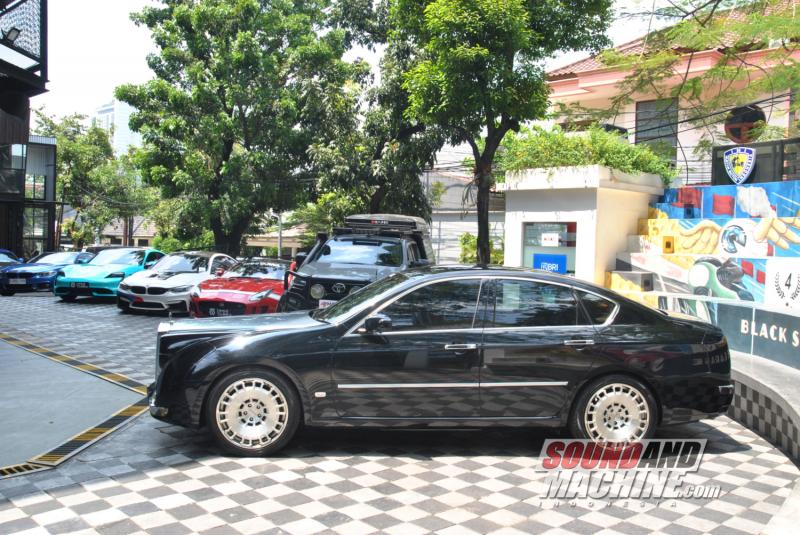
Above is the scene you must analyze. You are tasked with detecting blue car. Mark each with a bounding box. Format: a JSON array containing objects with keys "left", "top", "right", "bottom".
[
  {"left": 0, "top": 249, "right": 23, "bottom": 270},
  {"left": 0, "top": 251, "right": 95, "bottom": 296}
]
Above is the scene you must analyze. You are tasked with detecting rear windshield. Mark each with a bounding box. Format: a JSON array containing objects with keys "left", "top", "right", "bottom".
[{"left": 315, "top": 238, "right": 403, "bottom": 267}]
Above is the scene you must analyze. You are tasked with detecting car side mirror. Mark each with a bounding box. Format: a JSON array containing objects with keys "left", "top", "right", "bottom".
[
  {"left": 294, "top": 252, "right": 307, "bottom": 266},
  {"left": 144, "top": 260, "right": 157, "bottom": 269},
  {"left": 360, "top": 314, "right": 392, "bottom": 334}
]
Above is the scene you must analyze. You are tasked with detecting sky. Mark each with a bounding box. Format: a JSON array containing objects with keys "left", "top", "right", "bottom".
[{"left": 32, "top": 0, "right": 663, "bottom": 124}]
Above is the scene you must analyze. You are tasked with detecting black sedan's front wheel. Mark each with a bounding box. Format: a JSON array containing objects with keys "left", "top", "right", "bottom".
[
  {"left": 206, "top": 369, "right": 300, "bottom": 456},
  {"left": 569, "top": 375, "right": 656, "bottom": 443}
]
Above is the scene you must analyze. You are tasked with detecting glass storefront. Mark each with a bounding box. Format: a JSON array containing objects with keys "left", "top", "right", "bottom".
[
  {"left": 522, "top": 222, "right": 577, "bottom": 275},
  {"left": 23, "top": 206, "right": 48, "bottom": 258}
]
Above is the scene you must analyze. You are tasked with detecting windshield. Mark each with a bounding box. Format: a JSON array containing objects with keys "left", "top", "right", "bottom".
[
  {"left": 153, "top": 253, "right": 209, "bottom": 273},
  {"left": 89, "top": 249, "right": 146, "bottom": 266},
  {"left": 315, "top": 238, "right": 403, "bottom": 267},
  {"left": 224, "top": 261, "right": 285, "bottom": 280},
  {"left": 0, "top": 252, "right": 19, "bottom": 263},
  {"left": 313, "top": 272, "right": 409, "bottom": 322},
  {"left": 30, "top": 252, "right": 79, "bottom": 265}
]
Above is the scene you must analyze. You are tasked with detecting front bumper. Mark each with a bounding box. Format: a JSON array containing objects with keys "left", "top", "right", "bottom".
[
  {"left": 54, "top": 277, "right": 121, "bottom": 297},
  {"left": 0, "top": 274, "right": 55, "bottom": 291},
  {"left": 192, "top": 295, "right": 279, "bottom": 317},
  {"left": 118, "top": 290, "right": 191, "bottom": 313}
]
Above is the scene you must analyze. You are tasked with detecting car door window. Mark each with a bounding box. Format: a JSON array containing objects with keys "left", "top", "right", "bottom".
[
  {"left": 576, "top": 291, "right": 616, "bottom": 325},
  {"left": 379, "top": 279, "right": 482, "bottom": 332},
  {"left": 489, "top": 279, "right": 585, "bottom": 327},
  {"left": 145, "top": 251, "right": 164, "bottom": 265},
  {"left": 210, "top": 256, "right": 225, "bottom": 272}
]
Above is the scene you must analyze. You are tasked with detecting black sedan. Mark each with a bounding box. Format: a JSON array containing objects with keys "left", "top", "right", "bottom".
[{"left": 149, "top": 266, "right": 734, "bottom": 456}]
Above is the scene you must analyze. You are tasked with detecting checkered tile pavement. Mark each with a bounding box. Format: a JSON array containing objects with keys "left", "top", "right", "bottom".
[{"left": 0, "top": 293, "right": 798, "bottom": 534}]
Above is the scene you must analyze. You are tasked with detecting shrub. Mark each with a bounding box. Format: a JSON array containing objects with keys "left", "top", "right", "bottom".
[
  {"left": 496, "top": 126, "right": 676, "bottom": 185},
  {"left": 459, "top": 232, "right": 504, "bottom": 265}
]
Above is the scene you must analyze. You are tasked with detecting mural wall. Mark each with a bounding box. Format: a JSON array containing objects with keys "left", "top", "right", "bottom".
[
  {"left": 610, "top": 180, "right": 800, "bottom": 369},
  {"left": 614, "top": 181, "right": 800, "bottom": 311}
]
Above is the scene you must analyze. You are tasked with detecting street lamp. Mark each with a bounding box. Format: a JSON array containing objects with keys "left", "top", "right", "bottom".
[{"left": 2, "top": 27, "right": 21, "bottom": 45}]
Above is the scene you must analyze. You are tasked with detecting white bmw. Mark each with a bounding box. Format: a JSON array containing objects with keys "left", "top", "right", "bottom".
[{"left": 117, "top": 251, "right": 236, "bottom": 313}]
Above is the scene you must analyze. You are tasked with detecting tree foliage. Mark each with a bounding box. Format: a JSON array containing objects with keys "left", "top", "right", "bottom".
[
  {"left": 289, "top": 190, "right": 368, "bottom": 246},
  {"left": 393, "top": 0, "right": 614, "bottom": 263},
  {"left": 309, "top": 2, "right": 448, "bottom": 221},
  {"left": 117, "top": 0, "right": 364, "bottom": 256},
  {"left": 33, "top": 110, "right": 153, "bottom": 245}
]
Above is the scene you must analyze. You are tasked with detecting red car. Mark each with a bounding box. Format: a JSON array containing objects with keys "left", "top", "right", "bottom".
[{"left": 191, "top": 258, "right": 289, "bottom": 317}]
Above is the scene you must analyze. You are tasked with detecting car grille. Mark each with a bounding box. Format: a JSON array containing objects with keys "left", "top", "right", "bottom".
[
  {"left": 130, "top": 286, "right": 146, "bottom": 294},
  {"left": 313, "top": 280, "right": 366, "bottom": 300},
  {"left": 148, "top": 287, "right": 168, "bottom": 295}
]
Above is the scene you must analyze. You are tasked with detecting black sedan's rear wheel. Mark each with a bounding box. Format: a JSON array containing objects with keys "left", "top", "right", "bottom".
[
  {"left": 205, "top": 369, "right": 300, "bottom": 456},
  {"left": 569, "top": 375, "right": 656, "bottom": 444},
  {"left": 0, "top": 289, "right": 14, "bottom": 296}
]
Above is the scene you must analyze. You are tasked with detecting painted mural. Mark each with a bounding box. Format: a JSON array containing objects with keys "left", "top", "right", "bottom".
[{"left": 612, "top": 180, "right": 800, "bottom": 311}]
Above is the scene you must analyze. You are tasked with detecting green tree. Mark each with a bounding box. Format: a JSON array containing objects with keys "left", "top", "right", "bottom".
[
  {"left": 34, "top": 111, "right": 153, "bottom": 245},
  {"left": 117, "top": 0, "right": 363, "bottom": 256},
  {"left": 393, "top": 0, "right": 613, "bottom": 263},
  {"left": 309, "top": 40, "right": 447, "bottom": 219},
  {"left": 289, "top": 190, "right": 368, "bottom": 246}
]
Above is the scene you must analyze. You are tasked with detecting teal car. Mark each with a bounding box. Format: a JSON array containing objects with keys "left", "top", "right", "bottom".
[{"left": 54, "top": 247, "right": 165, "bottom": 302}]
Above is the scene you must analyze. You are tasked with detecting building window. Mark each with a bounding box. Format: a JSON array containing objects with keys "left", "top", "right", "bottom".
[
  {"left": 25, "top": 174, "right": 45, "bottom": 200},
  {"left": 137, "top": 238, "right": 149, "bottom": 246},
  {"left": 635, "top": 99, "right": 678, "bottom": 161},
  {"left": 0, "top": 144, "right": 26, "bottom": 195}
]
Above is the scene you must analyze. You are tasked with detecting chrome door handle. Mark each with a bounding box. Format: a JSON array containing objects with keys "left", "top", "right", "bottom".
[
  {"left": 444, "top": 344, "right": 478, "bottom": 350},
  {"left": 563, "top": 339, "right": 595, "bottom": 346}
]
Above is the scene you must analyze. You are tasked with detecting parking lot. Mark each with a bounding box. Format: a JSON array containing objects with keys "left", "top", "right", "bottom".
[{"left": 1, "top": 293, "right": 798, "bottom": 534}]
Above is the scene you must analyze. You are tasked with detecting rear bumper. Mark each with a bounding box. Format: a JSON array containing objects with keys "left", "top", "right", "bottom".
[{"left": 659, "top": 375, "right": 735, "bottom": 425}]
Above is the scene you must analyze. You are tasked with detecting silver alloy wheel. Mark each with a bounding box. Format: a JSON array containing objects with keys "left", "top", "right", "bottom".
[
  {"left": 584, "top": 383, "right": 650, "bottom": 443},
  {"left": 215, "top": 378, "right": 288, "bottom": 449}
]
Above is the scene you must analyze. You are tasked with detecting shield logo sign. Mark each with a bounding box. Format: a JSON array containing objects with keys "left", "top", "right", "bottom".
[{"left": 723, "top": 146, "right": 756, "bottom": 184}]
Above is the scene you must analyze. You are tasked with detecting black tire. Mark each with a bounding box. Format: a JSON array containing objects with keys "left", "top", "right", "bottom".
[
  {"left": 117, "top": 298, "right": 131, "bottom": 313},
  {"left": 569, "top": 374, "right": 657, "bottom": 443},
  {"left": 59, "top": 295, "right": 77, "bottom": 302},
  {"left": 205, "top": 368, "right": 301, "bottom": 456},
  {"left": 0, "top": 290, "right": 14, "bottom": 296}
]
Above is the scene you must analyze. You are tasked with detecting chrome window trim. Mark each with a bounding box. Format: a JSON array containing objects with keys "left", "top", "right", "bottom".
[
  {"left": 337, "top": 381, "right": 568, "bottom": 390},
  {"left": 339, "top": 272, "right": 621, "bottom": 334}
]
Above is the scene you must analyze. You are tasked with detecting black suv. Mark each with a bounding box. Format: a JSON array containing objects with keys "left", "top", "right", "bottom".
[{"left": 279, "top": 214, "right": 435, "bottom": 311}]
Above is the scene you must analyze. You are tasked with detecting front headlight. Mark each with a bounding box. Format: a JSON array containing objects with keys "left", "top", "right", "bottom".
[
  {"left": 189, "top": 285, "right": 200, "bottom": 297},
  {"left": 169, "top": 285, "right": 192, "bottom": 293},
  {"left": 40, "top": 271, "right": 57, "bottom": 278},
  {"left": 107, "top": 272, "right": 125, "bottom": 278},
  {"left": 56, "top": 270, "right": 65, "bottom": 278},
  {"left": 249, "top": 289, "right": 273, "bottom": 302},
  {"left": 309, "top": 283, "right": 325, "bottom": 299},
  {"left": 119, "top": 283, "right": 130, "bottom": 291}
]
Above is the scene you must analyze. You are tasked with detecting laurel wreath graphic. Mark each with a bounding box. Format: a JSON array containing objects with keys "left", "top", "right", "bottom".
[{"left": 774, "top": 272, "right": 800, "bottom": 302}]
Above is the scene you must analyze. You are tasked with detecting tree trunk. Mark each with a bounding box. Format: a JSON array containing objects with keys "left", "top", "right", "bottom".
[
  {"left": 369, "top": 186, "right": 387, "bottom": 213},
  {"left": 475, "top": 162, "right": 492, "bottom": 265},
  {"left": 211, "top": 214, "right": 248, "bottom": 257}
]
